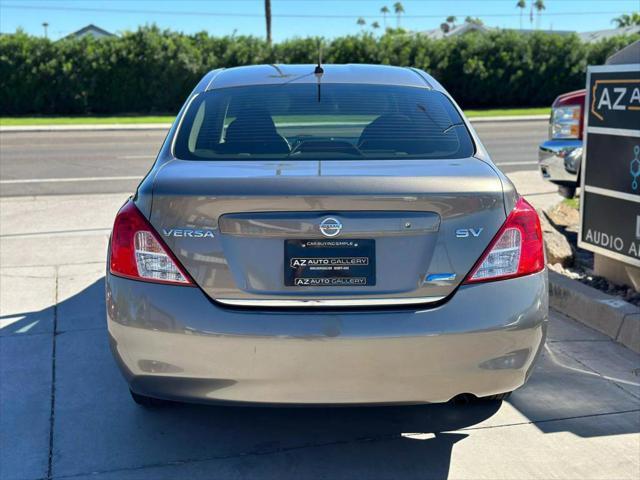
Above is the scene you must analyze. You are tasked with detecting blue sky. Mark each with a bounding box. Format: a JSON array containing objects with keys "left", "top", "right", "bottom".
[{"left": 1, "top": 0, "right": 638, "bottom": 41}]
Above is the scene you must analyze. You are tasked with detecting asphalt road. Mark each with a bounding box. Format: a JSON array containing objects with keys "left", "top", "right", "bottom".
[{"left": 0, "top": 120, "right": 548, "bottom": 197}]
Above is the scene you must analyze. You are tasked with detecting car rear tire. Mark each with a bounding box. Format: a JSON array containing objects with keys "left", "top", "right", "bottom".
[
  {"left": 557, "top": 185, "right": 576, "bottom": 199},
  {"left": 129, "top": 389, "right": 169, "bottom": 407}
]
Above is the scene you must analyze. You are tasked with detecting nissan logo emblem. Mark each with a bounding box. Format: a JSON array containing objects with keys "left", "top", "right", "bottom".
[{"left": 319, "top": 217, "right": 342, "bottom": 237}]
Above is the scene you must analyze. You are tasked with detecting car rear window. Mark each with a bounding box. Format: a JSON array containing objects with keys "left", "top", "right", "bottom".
[{"left": 174, "top": 83, "right": 474, "bottom": 160}]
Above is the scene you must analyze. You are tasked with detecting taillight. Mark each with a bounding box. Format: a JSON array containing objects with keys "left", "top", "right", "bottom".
[
  {"left": 109, "top": 201, "right": 193, "bottom": 286},
  {"left": 464, "top": 197, "right": 544, "bottom": 284}
]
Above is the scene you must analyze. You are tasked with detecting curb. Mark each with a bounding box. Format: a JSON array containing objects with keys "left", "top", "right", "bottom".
[
  {"left": 0, "top": 114, "right": 549, "bottom": 133},
  {"left": 549, "top": 270, "right": 640, "bottom": 353}
]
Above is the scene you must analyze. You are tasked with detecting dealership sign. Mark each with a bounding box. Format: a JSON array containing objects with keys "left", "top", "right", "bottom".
[{"left": 579, "top": 64, "right": 640, "bottom": 267}]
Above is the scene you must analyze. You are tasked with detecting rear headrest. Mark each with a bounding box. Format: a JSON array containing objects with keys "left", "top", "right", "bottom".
[
  {"left": 225, "top": 110, "right": 278, "bottom": 143},
  {"left": 357, "top": 114, "right": 413, "bottom": 148}
]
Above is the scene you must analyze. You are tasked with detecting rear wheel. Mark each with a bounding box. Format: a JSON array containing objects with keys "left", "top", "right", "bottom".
[{"left": 129, "top": 389, "right": 169, "bottom": 407}]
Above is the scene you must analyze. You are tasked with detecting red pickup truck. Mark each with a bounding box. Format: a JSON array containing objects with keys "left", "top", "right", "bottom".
[{"left": 538, "top": 89, "right": 585, "bottom": 198}]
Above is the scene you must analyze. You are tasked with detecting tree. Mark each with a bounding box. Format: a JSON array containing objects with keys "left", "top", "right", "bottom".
[
  {"left": 611, "top": 12, "right": 640, "bottom": 27},
  {"left": 465, "top": 16, "right": 483, "bottom": 26},
  {"left": 371, "top": 21, "right": 381, "bottom": 30},
  {"left": 393, "top": 2, "right": 405, "bottom": 28},
  {"left": 516, "top": 0, "right": 526, "bottom": 30},
  {"left": 264, "top": 0, "right": 272, "bottom": 46},
  {"left": 380, "top": 6, "right": 390, "bottom": 29},
  {"left": 534, "top": 0, "right": 545, "bottom": 29},
  {"left": 356, "top": 17, "right": 366, "bottom": 31},
  {"left": 441, "top": 15, "right": 461, "bottom": 34}
]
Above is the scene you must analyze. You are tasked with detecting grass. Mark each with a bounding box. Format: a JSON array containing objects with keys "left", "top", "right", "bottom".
[
  {"left": 0, "top": 115, "right": 175, "bottom": 126},
  {"left": 464, "top": 107, "right": 549, "bottom": 117},
  {"left": 562, "top": 197, "right": 580, "bottom": 210},
  {"left": 0, "top": 107, "right": 550, "bottom": 126}
]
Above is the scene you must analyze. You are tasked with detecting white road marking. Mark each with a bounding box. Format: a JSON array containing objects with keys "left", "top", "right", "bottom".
[
  {"left": 1, "top": 141, "right": 161, "bottom": 148},
  {"left": 0, "top": 175, "right": 141, "bottom": 184},
  {"left": 0, "top": 227, "right": 111, "bottom": 239}
]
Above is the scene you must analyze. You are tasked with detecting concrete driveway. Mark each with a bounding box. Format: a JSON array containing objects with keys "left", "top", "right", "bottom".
[{"left": 1, "top": 174, "right": 639, "bottom": 479}]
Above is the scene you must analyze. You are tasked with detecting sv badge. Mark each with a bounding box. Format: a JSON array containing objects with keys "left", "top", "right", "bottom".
[{"left": 456, "top": 228, "right": 483, "bottom": 238}]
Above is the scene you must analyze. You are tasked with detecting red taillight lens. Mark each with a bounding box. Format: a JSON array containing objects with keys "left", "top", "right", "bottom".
[
  {"left": 464, "top": 197, "right": 545, "bottom": 284},
  {"left": 109, "top": 201, "right": 193, "bottom": 286}
]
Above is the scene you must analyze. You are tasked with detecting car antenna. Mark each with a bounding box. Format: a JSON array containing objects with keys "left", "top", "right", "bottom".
[
  {"left": 314, "top": 40, "right": 324, "bottom": 75},
  {"left": 314, "top": 41, "right": 323, "bottom": 102}
]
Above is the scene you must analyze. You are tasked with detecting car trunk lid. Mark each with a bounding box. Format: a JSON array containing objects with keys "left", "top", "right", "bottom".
[{"left": 148, "top": 158, "right": 506, "bottom": 306}]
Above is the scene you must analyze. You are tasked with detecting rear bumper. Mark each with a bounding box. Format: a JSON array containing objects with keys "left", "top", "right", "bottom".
[
  {"left": 106, "top": 271, "right": 548, "bottom": 405},
  {"left": 538, "top": 139, "right": 582, "bottom": 186}
]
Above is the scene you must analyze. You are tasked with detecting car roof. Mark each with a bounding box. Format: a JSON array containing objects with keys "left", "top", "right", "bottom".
[{"left": 202, "top": 64, "right": 434, "bottom": 91}]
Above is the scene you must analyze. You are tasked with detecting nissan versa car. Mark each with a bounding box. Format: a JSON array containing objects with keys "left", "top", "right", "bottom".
[{"left": 106, "top": 64, "right": 548, "bottom": 406}]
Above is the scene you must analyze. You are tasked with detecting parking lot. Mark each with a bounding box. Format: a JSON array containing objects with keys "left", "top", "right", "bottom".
[{"left": 1, "top": 122, "right": 639, "bottom": 479}]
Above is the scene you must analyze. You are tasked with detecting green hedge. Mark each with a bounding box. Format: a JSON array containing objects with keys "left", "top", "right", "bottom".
[{"left": 1, "top": 26, "right": 637, "bottom": 115}]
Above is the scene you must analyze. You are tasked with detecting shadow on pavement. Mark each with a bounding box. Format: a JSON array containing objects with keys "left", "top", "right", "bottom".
[{"left": 2, "top": 277, "right": 639, "bottom": 478}]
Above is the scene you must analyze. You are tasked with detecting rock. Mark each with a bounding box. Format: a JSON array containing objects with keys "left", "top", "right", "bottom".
[
  {"left": 547, "top": 201, "right": 580, "bottom": 228},
  {"left": 538, "top": 209, "right": 573, "bottom": 266}
]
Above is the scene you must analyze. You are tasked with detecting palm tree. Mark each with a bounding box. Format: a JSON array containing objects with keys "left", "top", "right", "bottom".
[
  {"left": 516, "top": 0, "right": 526, "bottom": 30},
  {"left": 612, "top": 12, "right": 640, "bottom": 27},
  {"left": 446, "top": 15, "right": 457, "bottom": 28},
  {"left": 393, "top": 2, "right": 405, "bottom": 28},
  {"left": 534, "top": 0, "right": 545, "bottom": 29},
  {"left": 264, "top": 0, "right": 272, "bottom": 45},
  {"left": 529, "top": 1, "right": 534, "bottom": 27},
  {"left": 465, "top": 16, "right": 483, "bottom": 26},
  {"left": 357, "top": 17, "right": 366, "bottom": 31},
  {"left": 371, "top": 21, "right": 381, "bottom": 30},
  {"left": 380, "top": 6, "right": 390, "bottom": 29}
]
